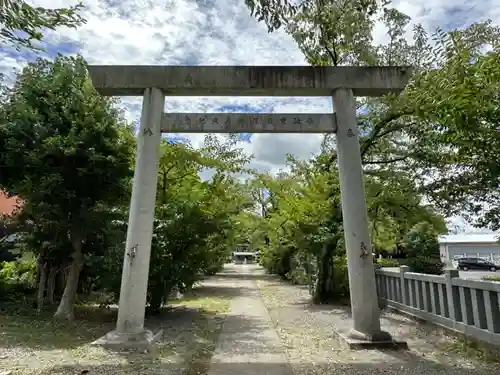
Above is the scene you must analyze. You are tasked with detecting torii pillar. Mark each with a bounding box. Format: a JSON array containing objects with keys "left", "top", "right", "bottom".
[{"left": 333, "top": 88, "right": 398, "bottom": 346}]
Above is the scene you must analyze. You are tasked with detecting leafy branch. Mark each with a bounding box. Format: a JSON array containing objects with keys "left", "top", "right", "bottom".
[{"left": 0, "top": 0, "right": 86, "bottom": 51}]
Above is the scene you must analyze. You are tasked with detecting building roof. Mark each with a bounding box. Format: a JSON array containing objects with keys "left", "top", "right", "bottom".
[
  {"left": 233, "top": 252, "right": 257, "bottom": 256},
  {"left": 439, "top": 234, "right": 499, "bottom": 244}
]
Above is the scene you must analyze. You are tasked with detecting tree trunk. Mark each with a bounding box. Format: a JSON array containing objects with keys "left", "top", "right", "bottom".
[
  {"left": 147, "top": 285, "right": 166, "bottom": 316},
  {"left": 47, "top": 266, "right": 57, "bottom": 304},
  {"left": 312, "top": 242, "right": 340, "bottom": 304},
  {"left": 58, "top": 265, "right": 68, "bottom": 296},
  {"left": 37, "top": 262, "right": 48, "bottom": 311},
  {"left": 36, "top": 250, "right": 45, "bottom": 286},
  {"left": 54, "top": 235, "right": 84, "bottom": 322}
]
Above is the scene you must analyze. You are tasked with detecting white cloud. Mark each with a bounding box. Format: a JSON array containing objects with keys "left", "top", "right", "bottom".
[{"left": 3, "top": 0, "right": 498, "bottom": 232}]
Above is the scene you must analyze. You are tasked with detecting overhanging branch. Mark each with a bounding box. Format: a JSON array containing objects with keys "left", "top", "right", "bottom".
[{"left": 363, "top": 155, "right": 410, "bottom": 165}]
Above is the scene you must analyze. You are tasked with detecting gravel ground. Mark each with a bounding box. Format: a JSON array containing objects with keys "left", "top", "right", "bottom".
[
  {"left": 255, "top": 268, "right": 500, "bottom": 375},
  {"left": 3, "top": 266, "right": 499, "bottom": 375},
  {"left": 0, "top": 279, "right": 230, "bottom": 375}
]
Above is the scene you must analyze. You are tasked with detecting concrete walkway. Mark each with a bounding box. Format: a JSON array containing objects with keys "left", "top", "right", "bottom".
[
  {"left": 207, "top": 264, "right": 292, "bottom": 375},
  {"left": 207, "top": 264, "right": 500, "bottom": 375}
]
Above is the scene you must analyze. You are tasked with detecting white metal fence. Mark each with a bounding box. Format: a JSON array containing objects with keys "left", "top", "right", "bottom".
[{"left": 376, "top": 266, "right": 500, "bottom": 346}]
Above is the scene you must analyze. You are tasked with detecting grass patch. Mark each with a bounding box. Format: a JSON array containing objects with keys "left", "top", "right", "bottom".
[
  {"left": 179, "top": 296, "right": 229, "bottom": 375},
  {"left": 0, "top": 301, "right": 115, "bottom": 350},
  {"left": 441, "top": 336, "right": 500, "bottom": 364},
  {"left": 0, "top": 289, "right": 230, "bottom": 375},
  {"left": 482, "top": 275, "right": 500, "bottom": 282}
]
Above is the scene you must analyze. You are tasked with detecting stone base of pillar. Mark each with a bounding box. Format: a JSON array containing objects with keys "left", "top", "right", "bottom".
[
  {"left": 348, "top": 328, "right": 392, "bottom": 342},
  {"left": 333, "top": 323, "right": 407, "bottom": 350},
  {"left": 91, "top": 329, "right": 163, "bottom": 352}
]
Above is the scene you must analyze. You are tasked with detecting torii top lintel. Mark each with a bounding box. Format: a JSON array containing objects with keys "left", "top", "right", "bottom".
[{"left": 87, "top": 65, "right": 413, "bottom": 97}]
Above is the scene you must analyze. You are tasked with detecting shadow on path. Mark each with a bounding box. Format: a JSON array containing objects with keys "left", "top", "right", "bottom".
[
  {"left": 182, "top": 285, "right": 254, "bottom": 299},
  {"left": 212, "top": 264, "right": 278, "bottom": 279},
  {"left": 26, "top": 362, "right": 485, "bottom": 375},
  {"left": 22, "top": 308, "right": 491, "bottom": 375},
  {"left": 30, "top": 356, "right": 494, "bottom": 375}
]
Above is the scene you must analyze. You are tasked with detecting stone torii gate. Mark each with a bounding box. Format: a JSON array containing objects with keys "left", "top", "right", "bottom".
[{"left": 87, "top": 65, "right": 412, "bottom": 349}]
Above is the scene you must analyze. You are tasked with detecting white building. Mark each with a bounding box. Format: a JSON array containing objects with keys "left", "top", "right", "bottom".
[
  {"left": 439, "top": 234, "right": 500, "bottom": 265},
  {"left": 232, "top": 251, "right": 258, "bottom": 264}
]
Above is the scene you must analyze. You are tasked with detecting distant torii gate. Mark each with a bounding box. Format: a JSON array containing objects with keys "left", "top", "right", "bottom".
[{"left": 88, "top": 65, "right": 412, "bottom": 349}]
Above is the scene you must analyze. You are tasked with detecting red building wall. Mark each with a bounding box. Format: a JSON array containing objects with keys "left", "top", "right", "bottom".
[{"left": 0, "top": 191, "right": 21, "bottom": 216}]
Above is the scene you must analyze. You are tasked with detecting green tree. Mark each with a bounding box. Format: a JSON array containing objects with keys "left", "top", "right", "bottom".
[
  {"left": 252, "top": 0, "right": 500, "bottom": 301},
  {"left": 0, "top": 55, "right": 135, "bottom": 321},
  {"left": 1, "top": 1, "right": 85, "bottom": 51},
  {"left": 253, "top": 0, "right": 500, "bottom": 231},
  {"left": 403, "top": 222, "right": 444, "bottom": 275},
  {"left": 405, "top": 26, "right": 500, "bottom": 230},
  {"left": 249, "top": 3, "right": 424, "bottom": 302},
  {"left": 254, "top": 157, "right": 348, "bottom": 301},
  {"left": 256, "top": 140, "right": 447, "bottom": 302},
  {"left": 245, "top": 0, "right": 382, "bottom": 33},
  {"left": 118, "top": 138, "right": 254, "bottom": 313}
]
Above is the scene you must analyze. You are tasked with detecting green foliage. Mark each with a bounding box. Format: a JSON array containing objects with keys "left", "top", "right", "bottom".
[
  {"left": 483, "top": 276, "right": 500, "bottom": 282},
  {"left": 329, "top": 256, "right": 349, "bottom": 299},
  {"left": 1, "top": 0, "right": 497, "bottom": 324},
  {"left": 286, "top": 0, "right": 385, "bottom": 66},
  {"left": 77, "top": 211, "right": 128, "bottom": 296},
  {"left": 246, "top": 0, "right": 383, "bottom": 33},
  {"left": 136, "top": 139, "right": 253, "bottom": 313},
  {"left": 0, "top": 55, "right": 135, "bottom": 234},
  {"left": 0, "top": 257, "right": 36, "bottom": 299},
  {"left": 376, "top": 258, "right": 401, "bottom": 267},
  {"left": 405, "top": 24, "right": 500, "bottom": 230},
  {"left": 147, "top": 203, "right": 220, "bottom": 312},
  {"left": 203, "top": 260, "right": 225, "bottom": 276},
  {"left": 286, "top": 253, "right": 311, "bottom": 285},
  {"left": 403, "top": 222, "right": 444, "bottom": 275},
  {"left": 255, "top": 163, "right": 336, "bottom": 291},
  {"left": 0, "top": 54, "right": 135, "bottom": 319},
  {"left": 260, "top": 244, "right": 296, "bottom": 279},
  {"left": 258, "top": 0, "right": 500, "bottom": 231},
  {"left": 246, "top": 4, "right": 500, "bottom": 305},
  {"left": 0, "top": 216, "right": 24, "bottom": 262},
  {"left": 254, "top": 149, "right": 445, "bottom": 303},
  {"left": 39, "top": 137, "right": 254, "bottom": 312},
  {"left": 1, "top": 1, "right": 86, "bottom": 51}
]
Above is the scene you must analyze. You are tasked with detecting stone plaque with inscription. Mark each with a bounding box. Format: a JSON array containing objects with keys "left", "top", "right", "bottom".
[{"left": 160, "top": 113, "right": 337, "bottom": 133}]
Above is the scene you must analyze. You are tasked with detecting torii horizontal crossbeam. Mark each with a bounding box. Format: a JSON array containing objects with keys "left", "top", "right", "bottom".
[
  {"left": 160, "top": 113, "right": 337, "bottom": 133},
  {"left": 87, "top": 65, "right": 412, "bottom": 97}
]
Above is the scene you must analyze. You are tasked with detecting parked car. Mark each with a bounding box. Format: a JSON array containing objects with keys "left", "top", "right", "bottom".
[
  {"left": 456, "top": 257, "right": 499, "bottom": 272},
  {"left": 0, "top": 232, "right": 24, "bottom": 262}
]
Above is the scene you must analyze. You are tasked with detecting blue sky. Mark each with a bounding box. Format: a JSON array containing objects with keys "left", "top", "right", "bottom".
[{"left": 1, "top": 0, "right": 498, "bottom": 232}]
